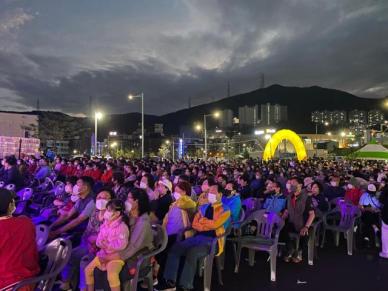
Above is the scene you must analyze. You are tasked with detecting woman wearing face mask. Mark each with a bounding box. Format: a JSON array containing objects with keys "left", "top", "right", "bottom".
[
  {"left": 85, "top": 199, "right": 129, "bottom": 291},
  {"left": 96, "top": 189, "right": 154, "bottom": 287},
  {"left": 309, "top": 182, "right": 329, "bottom": 214},
  {"left": 139, "top": 173, "right": 157, "bottom": 200},
  {"left": 60, "top": 189, "right": 113, "bottom": 291},
  {"left": 0, "top": 189, "right": 40, "bottom": 291}
]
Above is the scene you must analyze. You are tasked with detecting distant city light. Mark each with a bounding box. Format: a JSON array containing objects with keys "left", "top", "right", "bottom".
[
  {"left": 340, "top": 132, "right": 346, "bottom": 137},
  {"left": 213, "top": 111, "right": 221, "bottom": 118},
  {"left": 215, "top": 129, "right": 223, "bottom": 133},
  {"left": 327, "top": 132, "right": 332, "bottom": 136},
  {"left": 109, "top": 131, "right": 117, "bottom": 136},
  {"left": 110, "top": 142, "right": 118, "bottom": 148},
  {"left": 254, "top": 130, "right": 264, "bottom": 135},
  {"left": 264, "top": 134, "right": 271, "bottom": 140},
  {"left": 266, "top": 129, "right": 276, "bottom": 133},
  {"left": 95, "top": 112, "right": 103, "bottom": 120}
]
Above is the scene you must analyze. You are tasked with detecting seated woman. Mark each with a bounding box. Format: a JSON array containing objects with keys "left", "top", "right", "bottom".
[
  {"left": 308, "top": 182, "right": 329, "bottom": 215},
  {"left": 0, "top": 189, "right": 40, "bottom": 291},
  {"left": 85, "top": 199, "right": 130, "bottom": 291},
  {"left": 92, "top": 188, "right": 154, "bottom": 287},
  {"left": 60, "top": 189, "right": 113, "bottom": 291}
]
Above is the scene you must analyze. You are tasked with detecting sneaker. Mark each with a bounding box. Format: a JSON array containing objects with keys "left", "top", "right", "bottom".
[
  {"left": 292, "top": 257, "right": 303, "bottom": 264},
  {"left": 154, "top": 279, "right": 176, "bottom": 291},
  {"left": 284, "top": 255, "right": 292, "bottom": 263}
]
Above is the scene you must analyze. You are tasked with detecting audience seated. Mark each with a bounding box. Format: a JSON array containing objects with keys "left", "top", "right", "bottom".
[{"left": 0, "top": 189, "right": 40, "bottom": 291}]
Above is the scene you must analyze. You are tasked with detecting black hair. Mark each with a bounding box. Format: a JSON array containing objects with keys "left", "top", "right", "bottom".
[
  {"left": 273, "top": 181, "right": 282, "bottom": 191},
  {"left": 176, "top": 181, "right": 192, "bottom": 196},
  {"left": 98, "top": 187, "right": 115, "bottom": 199},
  {"left": 291, "top": 176, "right": 304, "bottom": 186},
  {"left": 240, "top": 174, "right": 250, "bottom": 183},
  {"left": 143, "top": 173, "right": 155, "bottom": 190},
  {"left": 79, "top": 176, "right": 95, "bottom": 190},
  {"left": 311, "top": 182, "right": 323, "bottom": 193},
  {"left": 66, "top": 176, "right": 78, "bottom": 186},
  {"left": 112, "top": 171, "right": 125, "bottom": 184},
  {"left": 106, "top": 199, "right": 129, "bottom": 226},
  {"left": 129, "top": 188, "right": 150, "bottom": 216},
  {"left": 0, "top": 189, "right": 15, "bottom": 216},
  {"left": 5, "top": 155, "right": 17, "bottom": 166}
]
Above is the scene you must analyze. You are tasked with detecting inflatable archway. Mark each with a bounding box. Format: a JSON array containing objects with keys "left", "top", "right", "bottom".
[{"left": 262, "top": 129, "right": 307, "bottom": 161}]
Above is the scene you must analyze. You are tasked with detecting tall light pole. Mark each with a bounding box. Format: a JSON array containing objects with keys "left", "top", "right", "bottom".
[
  {"left": 128, "top": 93, "right": 144, "bottom": 158},
  {"left": 94, "top": 111, "right": 103, "bottom": 156},
  {"left": 202, "top": 111, "right": 220, "bottom": 159}
]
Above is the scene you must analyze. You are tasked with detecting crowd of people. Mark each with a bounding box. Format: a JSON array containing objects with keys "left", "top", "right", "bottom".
[{"left": 1, "top": 154, "right": 388, "bottom": 291}]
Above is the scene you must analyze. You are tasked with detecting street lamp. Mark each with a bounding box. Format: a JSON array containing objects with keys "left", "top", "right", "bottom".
[
  {"left": 94, "top": 111, "right": 103, "bottom": 156},
  {"left": 203, "top": 111, "right": 221, "bottom": 159},
  {"left": 128, "top": 92, "right": 144, "bottom": 158}
]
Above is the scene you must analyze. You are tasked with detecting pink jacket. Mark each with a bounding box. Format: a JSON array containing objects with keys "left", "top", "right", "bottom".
[{"left": 96, "top": 217, "right": 129, "bottom": 256}]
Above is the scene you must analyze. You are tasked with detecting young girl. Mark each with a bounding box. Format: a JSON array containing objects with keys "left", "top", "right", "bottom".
[{"left": 84, "top": 199, "right": 129, "bottom": 291}]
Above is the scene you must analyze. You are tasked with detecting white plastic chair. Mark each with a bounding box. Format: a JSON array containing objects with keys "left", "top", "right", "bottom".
[{"left": 36, "top": 224, "right": 50, "bottom": 251}]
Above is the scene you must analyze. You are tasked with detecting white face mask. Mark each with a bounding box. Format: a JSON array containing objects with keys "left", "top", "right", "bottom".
[
  {"left": 347, "top": 184, "right": 354, "bottom": 190},
  {"left": 125, "top": 201, "right": 132, "bottom": 213},
  {"left": 103, "top": 210, "right": 114, "bottom": 221},
  {"left": 286, "top": 183, "right": 292, "bottom": 191},
  {"left": 173, "top": 192, "right": 181, "bottom": 201},
  {"left": 96, "top": 199, "right": 108, "bottom": 210},
  {"left": 72, "top": 184, "right": 80, "bottom": 195},
  {"left": 173, "top": 176, "right": 179, "bottom": 185},
  {"left": 70, "top": 195, "right": 79, "bottom": 202},
  {"left": 65, "top": 184, "right": 73, "bottom": 194},
  {"left": 330, "top": 181, "right": 337, "bottom": 187},
  {"left": 139, "top": 182, "right": 147, "bottom": 189},
  {"left": 208, "top": 193, "right": 217, "bottom": 204}
]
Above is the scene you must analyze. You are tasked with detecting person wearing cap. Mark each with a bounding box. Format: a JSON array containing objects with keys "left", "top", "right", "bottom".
[
  {"left": 0, "top": 189, "right": 40, "bottom": 290},
  {"left": 151, "top": 178, "right": 174, "bottom": 223},
  {"left": 359, "top": 184, "right": 381, "bottom": 246}
]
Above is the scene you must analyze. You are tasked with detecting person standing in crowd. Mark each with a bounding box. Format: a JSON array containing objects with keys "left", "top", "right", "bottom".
[
  {"left": 0, "top": 189, "right": 40, "bottom": 291},
  {"left": 283, "top": 178, "right": 315, "bottom": 263},
  {"left": 49, "top": 176, "right": 95, "bottom": 238},
  {"left": 85, "top": 199, "right": 129, "bottom": 291},
  {"left": 379, "top": 186, "right": 388, "bottom": 259},
  {"left": 359, "top": 184, "right": 381, "bottom": 246},
  {"left": 157, "top": 184, "right": 230, "bottom": 291}
]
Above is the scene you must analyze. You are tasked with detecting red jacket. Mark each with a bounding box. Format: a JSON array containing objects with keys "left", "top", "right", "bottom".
[
  {"left": 101, "top": 169, "right": 113, "bottom": 184},
  {"left": 91, "top": 169, "right": 102, "bottom": 181},
  {"left": 345, "top": 188, "right": 363, "bottom": 205},
  {"left": 0, "top": 216, "right": 40, "bottom": 289}
]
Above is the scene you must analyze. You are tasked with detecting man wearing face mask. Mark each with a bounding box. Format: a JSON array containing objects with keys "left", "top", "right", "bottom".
[
  {"left": 0, "top": 189, "right": 40, "bottom": 291},
  {"left": 282, "top": 177, "right": 315, "bottom": 263},
  {"left": 263, "top": 181, "right": 287, "bottom": 215},
  {"left": 50, "top": 176, "right": 95, "bottom": 239},
  {"left": 157, "top": 184, "right": 230, "bottom": 291},
  {"left": 222, "top": 182, "right": 242, "bottom": 225}
]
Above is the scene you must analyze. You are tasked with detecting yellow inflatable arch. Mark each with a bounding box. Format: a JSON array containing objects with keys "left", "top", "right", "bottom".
[{"left": 262, "top": 129, "right": 307, "bottom": 161}]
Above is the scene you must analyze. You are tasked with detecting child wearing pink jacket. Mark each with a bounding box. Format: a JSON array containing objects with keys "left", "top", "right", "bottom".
[{"left": 85, "top": 199, "right": 129, "bottom": 291}]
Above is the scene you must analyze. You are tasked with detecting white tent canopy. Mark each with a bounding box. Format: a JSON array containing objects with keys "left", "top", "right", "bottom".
[{"left": 354, "top": 143, "right": 388, "bottom": 160}]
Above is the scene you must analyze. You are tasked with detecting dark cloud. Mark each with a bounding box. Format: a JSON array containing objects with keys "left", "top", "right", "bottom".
[{"left": 0, "top": 0, "right": 387, "bottom": 115}]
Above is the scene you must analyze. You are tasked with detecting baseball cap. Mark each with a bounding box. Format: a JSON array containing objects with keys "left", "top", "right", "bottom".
[
  {"left": 367, "top": 184, "right": 377, "bottom": 193},
  {"left": 158, "top": 178, "right": 172, "bottom": 192}
]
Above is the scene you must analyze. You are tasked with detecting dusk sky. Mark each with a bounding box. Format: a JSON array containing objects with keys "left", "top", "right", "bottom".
[{"left": 0, "top": 0, "right": 387, "bottom": 116}]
